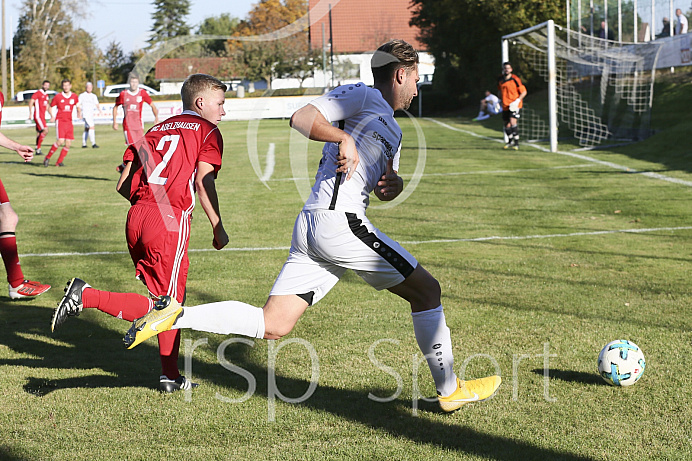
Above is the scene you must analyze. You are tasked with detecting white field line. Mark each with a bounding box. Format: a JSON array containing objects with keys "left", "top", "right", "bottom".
[
  {"left": 19, "top": 227, "right": 692, "bottom": 258},
  {"left": 263, "top": 163, "right": 594, "bottom": 182},
  {"left": 425, "top": 118, "right": 692, "bottom": 188},
  {"left": 259, "top": 143, "right": 276, "bottom": 182}
]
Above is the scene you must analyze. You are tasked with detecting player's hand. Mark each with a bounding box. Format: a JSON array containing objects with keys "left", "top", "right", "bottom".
[
  {"left": 335, "top": 135, "right": 359, "bottom": 180},
  {"left": 112, "top": 123, "right": 118, "bottom": 130},
  {"left": 509, "top": 99, "right": 521, "bottom": 112},
  {"left": 376, "top": 158, "right": 402, "bottom": 197},
  {"left": 212, "top": 226, "right": 229, "bottom": 250},
  {"left": 16, "top": 145, "right": 34, "bottom": 162}
]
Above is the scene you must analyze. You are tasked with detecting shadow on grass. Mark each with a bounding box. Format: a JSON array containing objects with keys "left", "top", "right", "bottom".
[
  {"left": 531, "top": 368, "right": 605, "bottom": 386},
  {"left": 23, "top": 171, "right": 112, "bottom": 181},
  {"left": 0, "top": 302, "right": 596, "bottom": 460}
]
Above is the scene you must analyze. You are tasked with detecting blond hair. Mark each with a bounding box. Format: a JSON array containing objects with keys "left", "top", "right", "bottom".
[{"left": 181, "top": 74, "right": 227, "bottom": 109}]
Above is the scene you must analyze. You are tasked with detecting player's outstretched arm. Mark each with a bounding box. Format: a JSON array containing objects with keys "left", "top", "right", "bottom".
[
  {"left": 290, "top": 104, "right": 359, "bottom": 180},
  {"left": 0, "top": 132, "right": 34, "bottom": 162},
  {"left": 151, "top": 103, "right": 159, "bottom": 125},
  {"left": 112, "top": 105, "right": 119, "bottom": 130},
  {"left": 196, "top": 161, "right": 228, "bottom": 250}
]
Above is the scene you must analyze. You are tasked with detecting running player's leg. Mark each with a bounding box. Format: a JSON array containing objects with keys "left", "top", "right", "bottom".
[
  {"left": 0, "top": 194, "right": 25, "bottom": 289},
  {"left": 1, "top": 182, "right": 50, "bottom": 299},
  {"left": 56, "top": 136, "right": 72, "bottom": 165}
]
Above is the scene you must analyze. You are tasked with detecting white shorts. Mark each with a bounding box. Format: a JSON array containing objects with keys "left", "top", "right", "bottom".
[
  {"left": 83, "top": 117, "right": 95, "bottom": 129},
  {"left": 269, "top": 210, "right": 418, "bottom": 305}
]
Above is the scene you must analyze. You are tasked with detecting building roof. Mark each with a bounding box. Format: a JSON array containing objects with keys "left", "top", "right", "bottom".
[
  {"left": 155, "top": 57, "right": 237, "bottom": 81},
  {"left": 308, "top": 0, "right": 425, "bottom": 53}
]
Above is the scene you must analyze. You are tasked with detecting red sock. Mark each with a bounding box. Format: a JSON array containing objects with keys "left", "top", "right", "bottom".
[
  {"left": 158, "top": 330, "right": 181, "bottom": 379},
  {"left": 37, "top": 132, "right": 47, "bottom": 149},
  {"left": 56, "top": 147, "right": 69, "bottom": 164},
  {"left": 0, "top": 233, "right": 24, "bottom": 287},
  {"left": 46, "top": 143, "right": 59, "bottom": 160},
  {"left": 82, "top": 288, "right": 152, "bottom": 321}
]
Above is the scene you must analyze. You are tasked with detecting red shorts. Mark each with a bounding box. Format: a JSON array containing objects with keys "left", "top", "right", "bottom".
[
  {"left": 55, "top": 119, "right": 74, "bottom": 140},
  {"left": 34, "top": 117, "right": 47, "bottom": 132},
  {"left": 123, "top": 126, "right": 145, "bottom": 145},
  {"left": 0, "top": 179, "right": 9, "bottom": 204},
  {"left": 126, "top": 202, "right": 191, "bottom": 303}
]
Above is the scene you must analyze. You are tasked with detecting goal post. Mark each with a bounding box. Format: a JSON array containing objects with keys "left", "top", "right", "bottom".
[
  {"left": 502, "top": 20, "right": 558, "bottom": 152},
  {"left": 502, "top": 19, "right": 663, "bottom": 151}
]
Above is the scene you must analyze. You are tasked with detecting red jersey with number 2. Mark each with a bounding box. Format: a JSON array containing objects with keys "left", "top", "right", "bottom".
[{"left": 123, "top": 111, "right": 223, "bottom": 211}]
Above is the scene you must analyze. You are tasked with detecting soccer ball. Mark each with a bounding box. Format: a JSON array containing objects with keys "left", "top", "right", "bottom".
[{"left": 597, "top": 340, "right": 646, "bottom": 386}]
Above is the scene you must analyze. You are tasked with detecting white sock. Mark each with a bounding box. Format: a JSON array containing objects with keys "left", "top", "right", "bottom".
[
  {"left": 89, "top": 129, "right": 96, "bottom": 145},
  {"left": 82, "top": 129, "right": 88, "bottom": 146},
  {"left": 172, "top": 300, "right": 265, "bottom": 339},
  {"left": 411, "top": 305, "right": 457, "bottom": 397}
]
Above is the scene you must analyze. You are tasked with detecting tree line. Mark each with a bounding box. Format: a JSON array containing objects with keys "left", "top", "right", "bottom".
[{"left": 11, "top": 0, "right": 316, "bottom": 93}]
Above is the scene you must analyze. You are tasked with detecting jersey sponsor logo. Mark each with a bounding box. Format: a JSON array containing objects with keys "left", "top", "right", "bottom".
[
  {"left": 378, "top": 116, "right": 388, "bottom": 126},
  {"left": 372, "top": 131, "right": 394, "bottom": 159},
  {"left": 151, "top": 121, "right": 201, "bottom": 132}
]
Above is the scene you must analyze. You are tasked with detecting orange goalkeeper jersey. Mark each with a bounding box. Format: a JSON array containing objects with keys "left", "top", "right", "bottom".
[{"left": 498, "top": 75, "right": 527, "bottom": 110}]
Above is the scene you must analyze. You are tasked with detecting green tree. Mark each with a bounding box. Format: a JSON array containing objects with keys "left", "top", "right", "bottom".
[
  {"left": 229, "top": 0, "right": 308, "bottom": 88},
  {"left": 13, "top": 0, "right": 92, "bottom": 89},
  {"left": 104, "top": 40, "right": 130, "bottom": 84},
  {"left": 410, "top": 0, "right": 564, "bottom": 108},
  {"left": 196, "top": 13, "right": 240, "bottom": 56},
  {"left": 148, "top": 0, "right": 191, "bottom": 48}
]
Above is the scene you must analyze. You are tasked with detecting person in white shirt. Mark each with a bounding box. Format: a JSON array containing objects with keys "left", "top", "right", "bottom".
[
  {"left": 473, "top": 90, "right": 502, "bottom": 121},
  {"left": 676, "top": 8, "right": 688, "bottom": 35},
  {"left": 124, "top": 39, "right": 501, "bottom": 413},
  {"left": 79, "top": 82, "right": 100, "bottom": 148}
]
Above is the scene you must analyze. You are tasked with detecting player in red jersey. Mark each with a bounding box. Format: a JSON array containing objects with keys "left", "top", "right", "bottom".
[
  {"left": 51, "top": 73, "right": 228, "bottom": 393},
  {"left": 30, "top": 80, "right": 52, "bottom": 155},
  {"left": 0, "top": 131, "right": 51, "bottom": 299},
  {"left": 112, "top": 73, "right": 159, "bottom": 145},
  {"left": 44, "top": 79, "right": 81, "bottom": 167}
]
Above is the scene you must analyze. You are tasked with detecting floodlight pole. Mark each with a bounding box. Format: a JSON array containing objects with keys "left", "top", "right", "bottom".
[
  {"left": 1, "top": 0, "right": 6, "bottom": 98},
  {"left": 633, "top": 0, "right": 638, "bottom": 43},
  {"left": 618, "top": 0, "right": 622, "bottom": 42}
]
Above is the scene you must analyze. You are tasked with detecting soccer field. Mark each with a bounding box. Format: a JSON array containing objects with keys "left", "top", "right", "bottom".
[{"left": 0, "top": 115, "right": 690, "bottom": 460}]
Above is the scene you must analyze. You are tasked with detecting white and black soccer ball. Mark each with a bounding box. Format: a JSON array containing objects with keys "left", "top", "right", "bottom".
[{"left": 597, "top": 340, "right": 646, "bottom": 386}]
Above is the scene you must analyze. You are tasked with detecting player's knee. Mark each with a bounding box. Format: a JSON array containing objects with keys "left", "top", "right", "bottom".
[{"left": 0, "top": 206, "right": 19, "bottom": 230}]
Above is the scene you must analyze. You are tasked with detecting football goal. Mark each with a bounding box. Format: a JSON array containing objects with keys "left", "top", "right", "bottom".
[{"left": 502, "top": 20, "right": 664, "bottom": 151}]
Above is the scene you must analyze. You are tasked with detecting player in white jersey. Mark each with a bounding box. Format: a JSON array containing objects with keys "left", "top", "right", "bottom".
[
  {"left": 124, "top": 40, "right": 501, "bottom": 412},
  {"left": 473, "top": 91, "right": 502, "bottom": 121},
  {"left": 78, "top": 82, "right": 100, "bottom": 148}
]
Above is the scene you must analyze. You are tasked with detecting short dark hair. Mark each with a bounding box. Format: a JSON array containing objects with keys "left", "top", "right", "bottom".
[
  {"left": 503, "top": 62, "right": 512, "bottom": 67},
  {"left": 181, "top": 74, "right": 227, "bottom": 109},
  {"left": 42, "top": 80, "right": 50, "bottom": 85},
  {"left": 61, "top": 79, "right": 70, "bottom": 85},
  {"left": 371, "top": 39, "right": 419, "bottom": 84}
]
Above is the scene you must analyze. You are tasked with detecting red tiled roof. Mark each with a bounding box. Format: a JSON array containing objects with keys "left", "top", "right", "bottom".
[
  {"left": 155, "top": 57, "right": 237, "bottom": 81},
  {"left": 308, "top": 0, "right": 425, "bottom": 53}
]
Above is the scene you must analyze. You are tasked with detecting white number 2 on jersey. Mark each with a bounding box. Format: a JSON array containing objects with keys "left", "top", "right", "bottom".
[{"left": 148, "top": 134, "right": 180, "bottom": 185}]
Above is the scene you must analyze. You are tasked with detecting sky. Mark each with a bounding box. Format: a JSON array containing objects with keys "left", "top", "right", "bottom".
[{"left": 4, "top": 0, "right": 257, "bottom": 53}]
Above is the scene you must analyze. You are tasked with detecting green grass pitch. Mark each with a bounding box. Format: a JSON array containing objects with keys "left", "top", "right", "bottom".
[{"left": 0, "top": 101, "right": 690, "bottom": 460}]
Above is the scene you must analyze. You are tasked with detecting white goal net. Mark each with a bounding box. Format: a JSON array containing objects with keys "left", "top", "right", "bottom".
[{"left": 503, "top": 21, "right": 664, "bottom": 149}]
